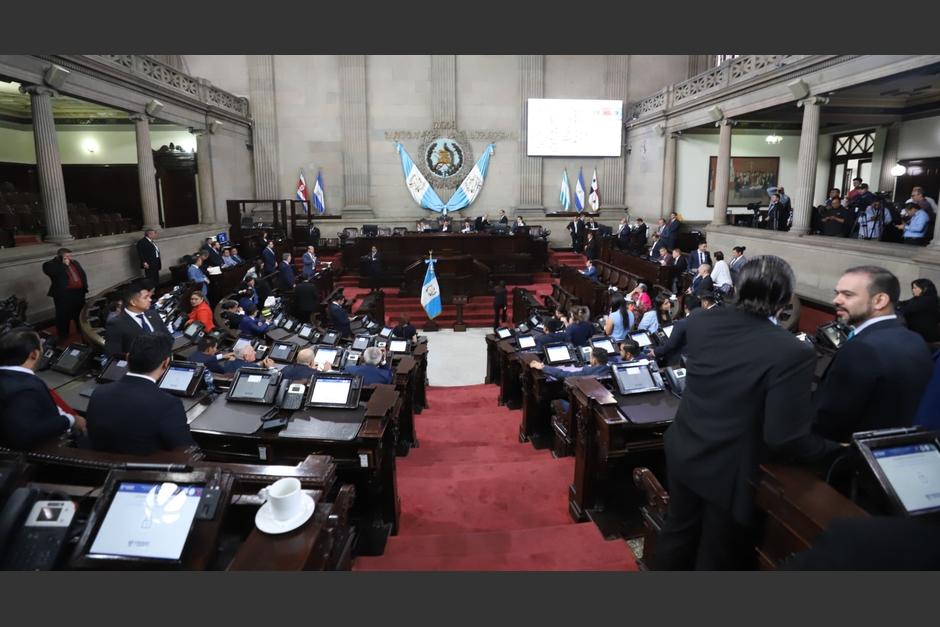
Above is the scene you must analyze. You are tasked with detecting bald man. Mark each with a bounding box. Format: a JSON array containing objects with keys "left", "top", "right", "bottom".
[{"left": 280, "top": 347, "right": 318, "bottom": 380}]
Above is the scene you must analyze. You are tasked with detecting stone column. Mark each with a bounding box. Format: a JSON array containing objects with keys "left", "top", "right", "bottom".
[
  {"left": 791, "top": 96, "right": 828, "bottom": 235},
  {"left": 130, "top": 114, "right": 161, "bottom": 230},
  {"left": 711, "top": 118, "right": 733, "bottom": 226},
  {"left": 247, "top": 55, "right": 280, "bottom": 200},
  {"left": 22, "top": 85, "right": 72, "bottom": 244},
  {"left": 877, "top": 123, "right": 900, "bottom": 197},
  {"left": 517, "top": 55, "right": 544, "bottom": 211},
  {"left": 192, "top": 129, "right": 216, "bottom": 226},
  {"left": 661, "top": 132, "right": 678, "bottom": 218},
  {"left": 601, "top": 54, "right": 629, "bottom": 209},
  {"left": 339, "top": 54, "right": 372, "bottom": 218},
  {"left": 431, "top": 55, "right": 457, "bottom": 129}
]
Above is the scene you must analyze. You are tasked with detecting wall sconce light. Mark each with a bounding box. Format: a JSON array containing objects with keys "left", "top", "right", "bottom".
[
  {"left": 765, "top": 131, "right": 783, "bottom": 145},
  {"left": 82, "top": 138, "right": 99, "bottom": 154},
  {"left": 890, "top": 163, "right": 907, "bottom": 177}
]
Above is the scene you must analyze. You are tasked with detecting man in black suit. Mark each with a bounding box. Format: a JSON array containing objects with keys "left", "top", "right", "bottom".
[
  {"left": 327, "top": 294, "right": 351, "bottom": 337},
  {"left": 293, "top": 276, "right": 321, "bottom": 324},
  {"left": 87, "top": 333, "right": 196, "bottom": 455},
  {"left": 203, "top": 238, "right": 223, "bottom": 267},
  {"left": 655, "top": 256, "right": 839, "bottom": 570},
  {"left": 813, "top": 266, "right": 933, "bottom": 442},
  {"left": 629, "top": 218, "right": 648, "bottom": 252},
  {"left": 42, "top": 248, "right": 89, "bottom": 344},
  {"left": 659, "top": 212, "right": 681, "bottom": 252},
  {"left": 689, "top": 264, "right": 714, "bottom": 297},
  {"left": 104, "top": 281, "right": 169, "bottom": 357},
  {"left": 497, "top": 210, "right": 509, "bottom": 225},
  {"left": 687, "top": 241, "right": 712, "bottom": 273},
  {"left": 0, "top": 328, "right": 85, "bottom": 449},
  {"left": 188, "top": 336, "right": 236, "bottom": 375},
  {"left": 261, "top": 240, "right": 277, "bottom": 275},
  {"left": 136, "top": 229, "right": 161, "bottom": 285},
  {"left": 566, "top": 215, "right": 585, "bottom": 253},
  {"left": 474, "top": 213, "right": 490, "bottom": 231},
  {"left": 278, "top": 252, "right": 296, "bottom": 290},
  {"left": 363, "top": 246, "right": 382, "bottom": 282}
]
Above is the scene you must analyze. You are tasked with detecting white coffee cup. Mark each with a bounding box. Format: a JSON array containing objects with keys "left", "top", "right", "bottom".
[{"left": 258, "top": 477, "right": 303, "bottom": 521}]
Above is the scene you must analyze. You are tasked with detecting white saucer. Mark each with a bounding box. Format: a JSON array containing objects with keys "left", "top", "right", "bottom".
[{"left": 254, "top": 494, "right": 316, "bottom": 534}]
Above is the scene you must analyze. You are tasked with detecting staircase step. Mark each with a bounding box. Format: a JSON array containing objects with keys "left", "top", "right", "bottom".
[{"left": 404, "top": 443, "right": 542, "bottom": 466}]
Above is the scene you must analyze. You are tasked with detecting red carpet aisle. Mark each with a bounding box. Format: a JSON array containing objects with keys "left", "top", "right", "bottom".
[{"left": 354, "top": 384, "right": 638, "bottom": 571}]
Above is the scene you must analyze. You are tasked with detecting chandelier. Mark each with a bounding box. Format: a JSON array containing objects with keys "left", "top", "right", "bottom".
[{"left": 765, "top": 131, "right": 783, "bottom": 145}]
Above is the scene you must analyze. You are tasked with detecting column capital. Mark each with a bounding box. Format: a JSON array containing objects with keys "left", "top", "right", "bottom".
[
  {"left": 18, "top": 84, "right": 57, "bottom": 98},
  {"left": 128, "top": 113, "right": 154, "bottom": 123},
  {"left": 189, "top": 127, "right": 209, "bottom": 137},
  {"left": 798, "top": 95, "right": 830, "bottom": 108},
  {"left": 714, "top": 118, "right": 737, "bottom": 127}
]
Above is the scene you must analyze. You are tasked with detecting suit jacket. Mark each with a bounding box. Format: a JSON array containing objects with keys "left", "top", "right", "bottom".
[
  {"left": 542, "top": 363, "right": 609, "bottom": 381},
  {"left": 0, "top": 369, "right": 70, "bottom": 449},
  {"left": 630, "top": 224, "right": 648, "bottom": 248},
  {"left": 474, "top": 217, "right": 490, "bottom": 231},
  {"left": 136, "top": 237, "right": 161, "bottom": 271},
  {"left": 261, "top": 246, "right": 277, "bottom": 274},
  {"left": 673, "top": 255, "right": 688, "bottom": 274},
  {"left": 813, "top": 318, "right": 934, "bottom": 441},
  {"left": 42, "top": 257, "right": 88, "bottom": 299},
  {"left": 293, "top": 281, "right": 321, "bottom": 315},
  {"left": 566, "top": 220, "right": 583, "bottom": 239},
  {"left": 188, "top": 350, "right": 228, "bottom": 375},
  {"left": 391, "top": 324, "right": 417, "bottom": 341},
  {"left": 346, "top": 363, "right": 393, "bottom": 385},
  {"left": 280, "top": 363, "right": 318, "bottom": 381},
  {"left": 664, "top": 307, "right": 838, "bottom": 525},
  {"left": 687, "top": 250, "right": 712, "bottom": 272},
  {"left": 278, "top": 260, "right": 296, "bottom": 290},
  {"left": 493, "top": 287, "right": 508, "bottom": 309},
  {"left": 582, "top": 266, "right": 598, "bottom": 279},
  {"left": 238, "top": 315, "right": 270, "bottom": 339},
  {"left": 205, "top": 247, "right": 223, "bottom": 267},
  {"left": 104, "top": 310, "right": 170, "bottom": 357},
  {"left": 653, "top": 315, "right": 691, "bottom": 364},
  {"left": 328, "top": 302, "right": 351, "bottom": 336},
  {"left": 660, "top": 219, "right": 680, "bottom": 250},
  {"left": 302, "top": 252, "right": 317, "bottom": 278},
  {"left": 691, "top": 275, "right": 714, "bottom": 296},
  {"left": 728, "top": 254, "right": 747, "bottom": 280},
  {"left": 898, "top": 294, "right": 940, "bottom": 342},
  {"left": 86, "top": 374, "right": 195, "bottom": 455},
  {"left": 585, "top": 239, "right": 599, "bottom": 260}
]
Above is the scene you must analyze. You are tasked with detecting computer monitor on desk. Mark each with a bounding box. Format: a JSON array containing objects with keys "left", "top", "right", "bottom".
[
  {"left": 227, "top": 368, "right": 281, "bottom": 404},
  {"left": 157, "top": 361, "right": 204, "bottom": 397},
  {"left": 543, "top": 343, "right": 577, "bottom": 366},
  {"left": 612, "top": 360, "right": 664, "bottom": 396},
  {"left": 305, "top": 372, "right": 362, "bottom": 410},
  {"left": 589, "top": 336, "right": 617, "bottom": 355},
  {"left": 517, "top": 335, "right": 537, "bottom": 350}
]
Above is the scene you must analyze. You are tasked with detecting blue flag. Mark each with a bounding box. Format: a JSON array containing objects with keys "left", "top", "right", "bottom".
[
  {"left": 575, "top": 168, "right": 585, "bottom": 212},
  {"left": 444, "top": 144, "right": 495, "bottom": 212},
  {"left": 420, "top": 258, "right": 442, "bottom": 320},
  {"left": 396, "top": 142, "right": 445, "bottom": 212}
]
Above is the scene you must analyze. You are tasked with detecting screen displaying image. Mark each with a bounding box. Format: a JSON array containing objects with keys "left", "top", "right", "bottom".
[
  {"left": 183, "top": 323, "right": 201, "bottom": 338},
  {"left": 592, "top": 339, "right": 615, "bottom": 354},
  {"left": 272, "top": 314, "right": 284, "bottom": 326},
  {"left": 631, "top": 333, "right": 652, "bottom": 347},
  {"left": 614, "top": 365, "right": 657, "bottom": 393},
  {"left": 379, "top": 327, "right": 393, "bottom": 338},
  {"left": 283, "top": 319, "right": 296, "bottom": 331},
  {"left": 90, "top": 482, "right": 202, "bottom": 561},
  {"left": 352, "top": 336, "right": 370, "bottom": 351},
  {"left": 497, "top": 328, "right": 512, "bottom": 339},
  {"left": 298, "top": 324, "right": 313, "bottom": 339},
  {"left": 231, "top": 373, "right": 272, "bottom": 400},
  {"left": 662, "top": 325, "right": 674, "bottom": 338},
  {"left": 518, "top": 336, "right": 537, "bottom": 349},
  {"left": 271, "top": 344, "right": 292, "bottom": 360},
  {"left": 527, "top": 98, "right": 623, "bottom": 157},
  {"left": 389, "top": 340, "right": 408, "bottom": 353},
  {"left": 545, "top": 345, "right": 571, "bottom": 363},
  {"left": 323, "top": 331, "right": 339, "bottom": 344},
  {"left": 314, "top": 348, "right": 337, "bottom": 369},
  {"left": 310, "top": 378, "right": 352, "bottom": 405},
  {"left": 160, "top": 366, "right": 195, "bottom": 392},
  {"left": 872, "top": 443, "right": 940, "bottom": 513}
]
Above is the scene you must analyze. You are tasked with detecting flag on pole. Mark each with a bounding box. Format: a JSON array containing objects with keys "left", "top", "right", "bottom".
[
  {"left": 575, "top": 168, "right": 586, "bottom": 212},
  {"left": 312, "top": 171, "right": 326, "bottom": 214},
  {"left": 444, "top": 144, "right": 495, "bottom": 212},
  {"left": 296, "top": 170, "right": 309, "bottom": 213},
  {"left": 395, "top": 142, "right": 445, "bottom": 212},
  {"left": 421, "top": 256, "right": 442, "bottom": 320},
  {"left": 560, "top": 169, "right": 571, "bottom": 211},
  {"left": 589, "top": 168, "right": 600, "bottom": 211}
]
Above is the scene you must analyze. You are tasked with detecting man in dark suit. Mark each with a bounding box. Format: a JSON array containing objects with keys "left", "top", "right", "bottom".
[
  {"left": 659, "top": 212, "right": 681, "bottom": 252},
  {"left": 655, "top": 256, "right": 839, "bottom": 570},
  {"left": 363, "top": 246, "right": 382, "bottom": 282},
  {"left": 293, "top": 276, "right": 321, "bottom": 324},
  {"left": 187, "top": 336, "right": 236, "bottom": 375},
  {"left": 584, "top": 232, "right": 599, "bottom": 261},
  {"left": 261, "top": 240, "right": 277, "bottom": 275},
  {"left": 327, "top": 294, "right": 351, "bottom": 337},
  {"left": 203, "top": 239, "right": 223, "bottom": 267},
  {"left": 629, "top": 218, "right": 648, "bottom": 252},
  {"left": 42, "top": 248, "right": 89, "bottom": 344},
  {"left": 136, "top": 229, "right": 161, "bottom": 285},
  {"left": 687, "top": 241, "right": 712, "bottom": 273},
  {"left": 497, "top": 210, "right": 509, "bottom": 225},
  {"left": 566, "top": 215, "right": 585, "bottom": 253},
  {"left": 277, "top": 252, "right": 296, "bottom": 290},
  {"left": 280, "top": 348, "right": 318, "bottom": 381},
  {"left": 391, "top": 314, "right": 417, "bottom": 342},
  {"left": 671, "top": 248, "right": 689, "bottom": 274},
  {"left": 0, "top": 328, "right": 85, "bottom": 449},
  {"left": 529, "top": 347, "right": 610, "bottom": 380},
  {"left": 813, "top": 266, "right": 934, "bottom": 442},
  {"left": 86, "top": 333, "right": 196, "bottom": 455},
  {"left": 104, "top": 281, "right": 170, "bottom": 357},
  {"left": 345, "top": 347, "right": 393, "bottom": 385},
  {"left": 474, "top": 213, "right": 490, "bottom": 231},
  {"left": 689, "top": 265, "right": 714, "bottom": 297}
]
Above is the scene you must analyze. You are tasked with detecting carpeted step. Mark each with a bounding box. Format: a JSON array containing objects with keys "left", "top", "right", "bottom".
[
  {"left": 404, "top": 443, "right": 543, "bottom": 467},
  {"left": 354, "top": 523, "right": 637, "bottom": 571}
]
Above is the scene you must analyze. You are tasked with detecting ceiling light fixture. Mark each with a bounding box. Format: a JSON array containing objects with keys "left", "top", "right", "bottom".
[
  {"left": 890, "top": 163, "right": 907, "bottom": 177},
  {"left": 765, "top": 130, "right": 783, "bottom": 145}
]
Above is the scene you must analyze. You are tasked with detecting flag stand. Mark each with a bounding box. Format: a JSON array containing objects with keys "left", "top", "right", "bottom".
[{"left": 422, "top": 250, "right": 440, "bottom": 332}]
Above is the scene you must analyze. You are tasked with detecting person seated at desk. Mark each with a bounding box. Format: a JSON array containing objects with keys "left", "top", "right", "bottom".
[
  {"left": 461, "top": 218, "right": 474, "bottom": 233},
  {"left": 280, "top": 348, "right": 318, "bottom": 380},
  {"left": 440, "top": 220, "right": 453, "bottom": 233},
  {"left": 238, "top": 278, "right": 260, "bottom": 312},
  {"left": 345, "top": 346, "right": 393, "bottom": 385},
  {"left": 188, "top": 336, "right": 236, "bottom": 375},
  {"left": 630, "top": 283, "right": 653, "bottom": 312},
  {"left": 187, "top": 290, "right": 215, "bottom": 332},
  {"left": 104, "top": 281, "right": 170, "bottom": 357},
  {"left": 221, "top": 248, "right": 237, "bottom": 268},
  {"left": 229, "top": 247, "right": 244, "bottom": 265},
  {"left": 228, "top": 342, "right": 275, "bottom": 372},
  {"left": 637, "top": 294, "right": 671, "bottom": 334},
  {"left": 238, "top": 303, "right": 271, "bottom": 339},
  {"left": 580, "top": 259, "right": 598, "bottom": 280},
  {"left": 474, "top": 213, "right": 490, "bottom": 231},
  {"left": 187, "top": 252, "right": 210, "bottom": 297},
  {"left": 416, "top": 219, "right": 432, "bottom": 233},
  {"left": 545, "top": 307, "right": 569, "bottom": 333},
  {"left": 302, "top": 245, "right": 318, "bottom": 279},
  {"left": 609, "top": 339, "right": 641, "bottom": 364},
  {"left": 86, "top": 333, "right": 196, "bottom": 455},
  {"left": 530, "top": 347, "right": 610, "bottom": 380},
  {"left": 220, "top": 300, "right": 244, "bottom": 331},
  {"left": 327, "top": 294, "right": 352, "bottom": 337},
  {"left": 512, "top": 215, "right": 526, "bottom": 233},
  {"left": 278, "top": 252, "right": 296, "bottom": 290},
  {"left": 0, "top": 328, "right": 86, "bottom": 449},
  {"left": 813, "top": 265, "right": 933, "bottom": 442},
  {"left": 604, "top": 293, "right": 634, "bottom": 341},
  {"left": 688, "top": 264, "right": 714, "bottom": 297},
  {"left": 392, "top": 314, "right": 417, "bottom": 342},
  {"left": 537, "top": 306, "right": 594, "bottom": 348},
  {"left": 658, "top": 247, "right": 673, "bottom": 267}
]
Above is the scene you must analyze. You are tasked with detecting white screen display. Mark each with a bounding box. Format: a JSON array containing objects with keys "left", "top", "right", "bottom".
[
  {"left": 90, "top": 482, "right": 201, "bottom": 561},
  {"left": 310, "top": 378, "right": 352, "bottom": 405},
  {"left": 184, "top": 323, "right": 200, "bottom": 337},
  {"left": 518, "top": 336, "right": 536, "bottom": 349},
  {"left": 389, "top": 340, "right": 408, "bottom": 353},
  {"left": 298, "top": 325, "right": 313, "bottom": 339},
  {"left": 545, "top": 345, "right": 571, "bottom": 363},
  {"left": 632, "top": 333, "right": 652, "bottom": 347},
  {"left": 314, "top": 348, "right": 337, "bottom": 368},
  {"left": 593, "top": 339, "right": 615, "bottom": 354},
  {"left": 380, "top": 327, "right": 393, "bottom": 338},
  {"left": 271, "top": 344, "right": 292, "bottom": 360},
  {"left": 873, "top": 444, "right": 940, "bottom": 513},
  {"left": 352, "top": 336, "right": 370, "bottom": 351},
  {"left": 233, "top": 338, "right": 251, "bottom": 353},
  {"left": 232, "top": 374, "right": 271, "bottom": 400},
  {"left": 527, "top": 98, "right": 623, "bottom": 157},
  {"left": 497, "top": 328, "right": 512, "bottom": 339},
  {"left": 160, "top": 367, "right": 194, "bottom": 392}
]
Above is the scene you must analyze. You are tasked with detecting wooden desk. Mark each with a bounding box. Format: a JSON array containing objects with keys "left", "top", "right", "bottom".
[
  {"left": 485, "top": 333, "right": 502, "bottom": 385},
  {"left": 496, "top": 340, "right": 524, "bottom": 409},
  {"left": 517, "top": 353, "right": 564, "bottom": 445}
]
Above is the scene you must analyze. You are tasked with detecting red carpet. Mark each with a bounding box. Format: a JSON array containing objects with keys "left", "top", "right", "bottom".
[{"left": 353, "top": 384, "right": 638, "bottom": 571}]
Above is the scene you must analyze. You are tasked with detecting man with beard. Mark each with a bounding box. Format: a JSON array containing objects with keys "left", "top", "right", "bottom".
[{"left": 813, "top": 266, "right": 933, "bottom": 442}]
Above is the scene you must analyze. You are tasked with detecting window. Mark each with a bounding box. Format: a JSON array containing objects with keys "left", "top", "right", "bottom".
[
  {"left": 715, "top": 55, "right": 740, "bottom": 66},
  {"left": 828, "top": 129, "right": 876, "bottom": 198}
]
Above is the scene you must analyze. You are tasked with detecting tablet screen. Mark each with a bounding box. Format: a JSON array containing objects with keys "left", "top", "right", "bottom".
[
  {"left": 872, "top": 443, "right": 940, "bottom": 514},
  {"left": 298, "top": 324, "right": 313, "bottom": 339},
  {"left": 631, "top": 333, "right": 652, "bottom": 347},
  {"left": 231, "top": 373, "right": 272, "bottom": 400},
  {"left": 314, "top": 348, "right": 337, "bottom": 369},
  {"left": 497, "top": 328, "right": 512, "bottom": 339},
  {"left": 517, "top": 335, "right": 536, "bottom": 349},
  {"left": 614, "top": 365, "right": 657, "bottom": 394},
  {"left": 379, "top": 327, "right": 393, "bottom": 338},
  {"left": 352, "top": 336, "right": 371, "bottom": 351},
  {"left": 270, "top": 344, "right": 292, "bottom": 361},
  {"left": 545, "top": 345, "right": 570, "bottom": 363},
  {"left": 591, "top": 339, "right": 615, "bottom": 354},
  {"left": 159, "top": 366, "right": 195, "bottom": 392},
  {"left": 310, "top": 378, "right": 352, "bottom": 405},
  {"left": 389, "top": 340, "right": 408, "bottom": 353}
]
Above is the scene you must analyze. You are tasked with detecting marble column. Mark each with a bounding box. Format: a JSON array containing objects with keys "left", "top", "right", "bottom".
[
  {"left": 130, "top": 114, "right": 161, "bottom": 230},
  {"left": 192, "top": 129, "right": 216, "bottom": 226},
  {"left": 791, "top": 96, "right": 828, "bottom": 235},
  {"left": 518, "top": 55, "right": 544, "bottom": 210},
  {"left": 21, "top": 85, "right": 72, "bottom": 244},
  {"left": 339, "top": 54, "right": 372, "bottom": 216},
  {"left": 711, "top": 118, "right": 733, "bottom": 226},
  {"left": 601, "top": 55, "right": 629, "bottom": 208},
  {"left": 661, "top": 132, "right": 678, "bottom": 218},
  {"left": 431, "top": 55, "right": 456, "bottom": 129},
  {"left": 248, "top": 55, "right": 280, "bottom": 200}
]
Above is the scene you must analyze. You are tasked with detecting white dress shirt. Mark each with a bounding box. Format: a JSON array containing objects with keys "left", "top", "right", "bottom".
[
  {"left": 126, "top": 308, "right": 153, "bottom": 332},
  {"left": 850, "top": 314, "right": 897, "bottom": 337},
  {"left": 125, "top": 372, "right": 158, "bottom": 384},
  {"left": 710, "top": 260, "right": 733, "bottom": 288}
]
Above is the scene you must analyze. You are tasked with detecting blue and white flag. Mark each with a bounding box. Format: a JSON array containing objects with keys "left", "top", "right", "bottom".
[
  {"left": 560, "top": 169, "right": 571, "bottom": 211},
  {"left": 421, "top": 257, "right": 442, "bottom": 320},
  {"left": 575, "top": 168, "right": 586, "bottom": 212},
  {"left": 313, "top": 171, "right": 326, "bottom": 214},
  {"left": 396, "top": 142, "right": 445, "bottom": 212},
  {"left": 444, "top": 144, "right": 495, "bottom": 212}
]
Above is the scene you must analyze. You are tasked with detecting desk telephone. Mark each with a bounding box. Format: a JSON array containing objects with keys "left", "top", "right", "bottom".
[
  {"left": 36, "top": 339, "right": 60, "bottom": 372},
  {"left": 0, "top": 487, "right": 76, "bottom": 571},
  {"left": 663, "top": 366, "right": 687, "bottom": 397}
]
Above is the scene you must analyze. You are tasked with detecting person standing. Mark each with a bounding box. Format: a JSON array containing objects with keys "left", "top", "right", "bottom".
[
  {"left": 278, "top": 252, "right": 296, "bottom": 290},
  {"left": 261, "top": 239, "right": 277, "bottom": 274},
  {"left": 727, "top": 246, "right": 747, "bottom": 282},
  {"left": 136, "top": 229, "right": 161, "bottom": 285},
  {"left": 493, "top": 281, "right": 508, "bottom": 330},
  {"left": 660, "top": 212, "right": 680, "bottom": 252},
  {"left": 42, "top": 248, "right": 88, "bottom": 345},
  {"left": 293, "top": 276, "right": 321, "bottom": 324},
  {"left": 302, "top": 245, "right": 318, "bottom": 279},
  {"left": 898, "top": 279, "right": 940, "bottom": 344},
  {"left": 655, "top": 256, "right": 839, "bottom": 570},
  {"left": 566, "top": 215, "right": 584, "bottom": 253},
  {"left": 187, "top": 253, "right": 210, "bottom": 297}
]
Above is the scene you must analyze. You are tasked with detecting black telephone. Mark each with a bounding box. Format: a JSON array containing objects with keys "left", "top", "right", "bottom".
[
  {"left": 0, "top": 487, "right": 76, "bottom": 571},
  {"left": 664, "top": 366, "right": 687, "bottom": 397},
  {"left": 36, "top": 339, "right": 59, "bottom": 372},
  {"left": 277, "top": 381, "right": 307, "bottom": 411}
]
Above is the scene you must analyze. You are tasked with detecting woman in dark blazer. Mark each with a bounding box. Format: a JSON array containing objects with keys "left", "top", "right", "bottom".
[{"left": 899, "top": 278, "right": 940, "bottom": 343}]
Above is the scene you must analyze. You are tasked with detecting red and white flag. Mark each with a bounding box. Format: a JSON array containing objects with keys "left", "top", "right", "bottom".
[
  {"left": 296, "top": 170, "right": 310, "bottom": 213},
  {"left": 589, "top": 168, "right": 601, "bottom": 211}
]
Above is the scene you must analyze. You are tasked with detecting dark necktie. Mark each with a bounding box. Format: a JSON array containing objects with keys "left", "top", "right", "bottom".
[{"left": 137, "top": 313, "right": 152, "bottom": 332}]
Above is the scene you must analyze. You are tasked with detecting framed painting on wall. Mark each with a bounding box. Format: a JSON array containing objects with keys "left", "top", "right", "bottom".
[{"left": 707, "top": 156, "right": 780, "bottom": 207}]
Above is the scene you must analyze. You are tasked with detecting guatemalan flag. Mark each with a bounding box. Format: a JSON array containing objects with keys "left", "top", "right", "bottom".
[
  {"left": 396, "top": 142, "right": 445, "bottom": 212},
  {"left": 575, "top": 168, "right": 586, "bottom": 212},
  {"left": 296, "top": 170, "right": 309, "bottom": 213},
  {"left": 312, "top": 171, "right": 326, "bottom": 214},
  {"left": 444, "top": 144, "right": 495, "bottom": 212},
  {"left": 560, "top": 169, "right": 571, "bottom": 211},
  {"left": 421, "top": 257, "right": 442, "bottom": 320},
  {"left": 589, "top": 168, "right": 600, "bottom": 211}
]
